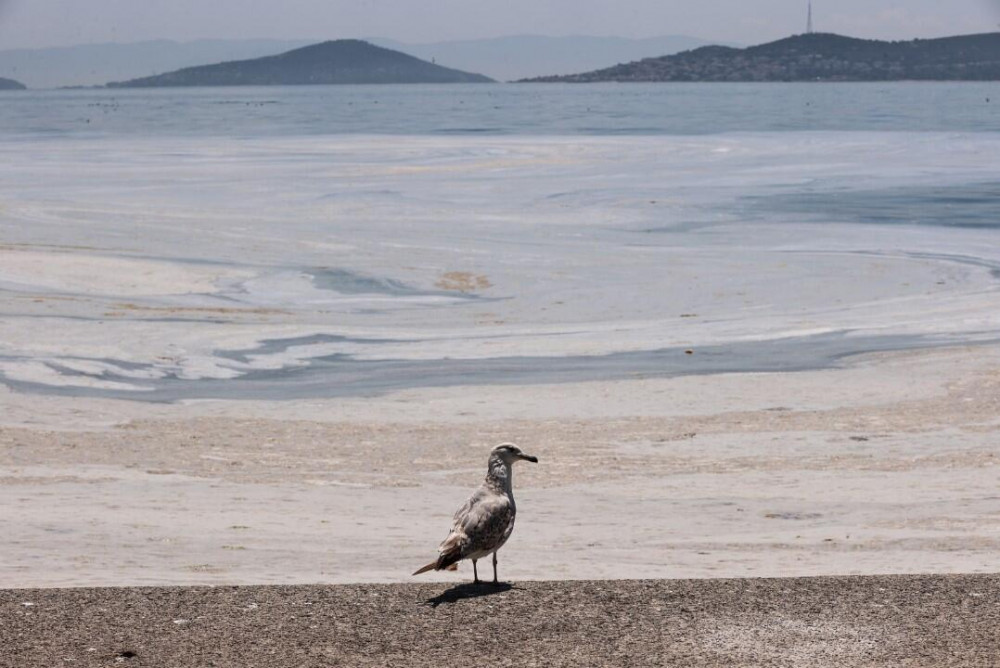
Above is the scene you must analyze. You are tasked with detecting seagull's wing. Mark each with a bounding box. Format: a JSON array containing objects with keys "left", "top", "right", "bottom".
[
  {"left": 436, "top": 487, "right": 513, "bottom": 564},
  {"left": 456, "top": 491, "right": 514, "bottom": 552},
  {"left": 450, "top": 487, "right": 483, "bottom": 524},
  {"left": 414, "top": 485, "right": 516, "bottom": 574}
]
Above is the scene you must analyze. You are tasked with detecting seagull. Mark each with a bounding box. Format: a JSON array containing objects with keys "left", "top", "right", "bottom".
[{"left": 413, "top": 442, "right": 538, "bottom": 584}]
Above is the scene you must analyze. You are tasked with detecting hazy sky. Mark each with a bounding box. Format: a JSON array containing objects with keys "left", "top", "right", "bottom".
[{"left": 1, "top": 0, "right": 999, "bottom": 49}]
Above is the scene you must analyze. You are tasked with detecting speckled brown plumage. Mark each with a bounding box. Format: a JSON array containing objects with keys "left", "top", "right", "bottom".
[{"left": 413, "top": 443, "right": 538, "bottom": 583}]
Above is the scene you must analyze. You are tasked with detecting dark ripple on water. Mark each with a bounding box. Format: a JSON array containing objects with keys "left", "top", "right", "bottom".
[{"left": 752, "top": 182, "right": 1000, "bottom": 229}]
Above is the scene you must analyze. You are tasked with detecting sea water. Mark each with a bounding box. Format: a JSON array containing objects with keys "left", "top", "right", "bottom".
[
  {"left": 1, "top": 83, "right": 999, "bottom": 400},
  {"left": 2, "top": 82, "right": 1000, "bottom": 136}
]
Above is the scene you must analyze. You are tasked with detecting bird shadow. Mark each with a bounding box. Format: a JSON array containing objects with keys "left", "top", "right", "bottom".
[{"left": 423, "top": 582, "right": 514, "bottom": 608}]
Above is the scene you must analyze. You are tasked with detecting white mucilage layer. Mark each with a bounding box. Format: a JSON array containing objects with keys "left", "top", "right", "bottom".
[{"left": 1, "top": 133, "right": 998, "bottom": 396}]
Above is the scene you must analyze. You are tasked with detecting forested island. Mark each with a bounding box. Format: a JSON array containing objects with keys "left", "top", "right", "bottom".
[
  {"left": 522, "top": 32, "right": 1000, "bottom": 82},
  {"left": 107, "top": 39, "right": 493, "bottom": 87}
]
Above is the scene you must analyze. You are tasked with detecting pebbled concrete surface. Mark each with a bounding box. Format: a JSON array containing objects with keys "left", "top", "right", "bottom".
[{"left": 3, "top": 574, "right": 999, "bottom": 667}]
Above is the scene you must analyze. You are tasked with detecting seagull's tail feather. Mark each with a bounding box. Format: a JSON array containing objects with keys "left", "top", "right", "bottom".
[
  {"left": 412, "top": 547, "right": 464, "bottom": 576},
  {"left": 412, "top": 561, "right": 438, "bottom": 576}
]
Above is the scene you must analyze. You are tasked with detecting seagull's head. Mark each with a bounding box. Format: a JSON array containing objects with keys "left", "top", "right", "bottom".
[{"left": 491, "top": 442, "right": 538, "bottom": 465}]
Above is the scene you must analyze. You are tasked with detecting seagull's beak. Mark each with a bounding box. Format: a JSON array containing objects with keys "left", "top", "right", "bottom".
[{"left": 520, "top": 453, "right": 538, "bottom": 463}]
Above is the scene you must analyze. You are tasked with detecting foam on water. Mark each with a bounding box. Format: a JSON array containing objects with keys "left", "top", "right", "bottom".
[{"left": 1, "top": 89, "right": 999, "bottom": 399}]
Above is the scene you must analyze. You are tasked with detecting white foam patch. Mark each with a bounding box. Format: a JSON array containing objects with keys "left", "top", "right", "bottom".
[
  {"left": 0, "top": 249, "right": 251, "bottom": 298},
  {"left": 0, "top": 360, "right": 152, "bottom": 391}
]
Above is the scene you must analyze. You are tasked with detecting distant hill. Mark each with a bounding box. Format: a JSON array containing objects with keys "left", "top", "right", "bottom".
[
  {"left": 523, "top": 32, "right": 1000, "bottom": 82},
  {"left": 370, "top": 35, "right": 726, "bottom": 82},
  {"left": 0, "top": 39, "right": 316, "bottom": 89},
  {"left": 0, "top": 35, "right": 723, "bottom": 88},
  {"left": 107, "top": 40, "right": 493, "bottom": 87},
  {"left": 0, "top": 77, "right": 26, "bottom": 90}
]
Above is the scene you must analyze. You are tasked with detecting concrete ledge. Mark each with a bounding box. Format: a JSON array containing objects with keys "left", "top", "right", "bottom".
[{"left": 3, "top": 574, "right": 999, "bottom": 667}]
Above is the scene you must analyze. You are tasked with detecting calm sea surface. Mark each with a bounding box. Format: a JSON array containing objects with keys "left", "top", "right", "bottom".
[{"left": 2, "top": 82, "right": 1000, "bottom": 137}]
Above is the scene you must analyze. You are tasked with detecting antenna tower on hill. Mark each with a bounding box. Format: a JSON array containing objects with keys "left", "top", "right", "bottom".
[{"left": 807, "top": 2, "right": 814, "bottom": 34}]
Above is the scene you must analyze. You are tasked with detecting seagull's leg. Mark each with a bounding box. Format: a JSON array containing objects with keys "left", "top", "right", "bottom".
[
  {"left": 472, "top": 559, "right": 479, "bottom": 584},
  {"left": 492, "top": 552, "right": 499, "bottom": 584}
]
